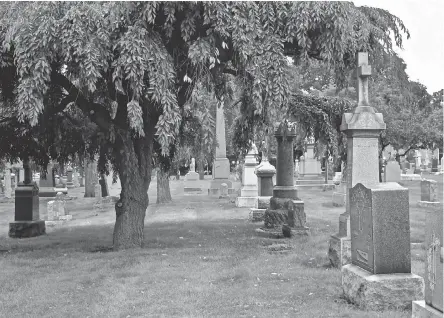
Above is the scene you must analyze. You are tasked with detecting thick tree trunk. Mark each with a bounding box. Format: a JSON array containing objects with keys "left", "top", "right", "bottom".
[
  {"left": 113, "top": 131, "right": 153, "bottom": 250},
  {"left": 156, "top": 167, "right": 172, "bottom": 204},
  {"left": 84, "top": 158, "right": 98, "bottom": 197}
]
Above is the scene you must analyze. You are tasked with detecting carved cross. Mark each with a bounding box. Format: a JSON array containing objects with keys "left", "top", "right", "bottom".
[{"left": 357, "top": 52, "right": 372, "bottom": 107}]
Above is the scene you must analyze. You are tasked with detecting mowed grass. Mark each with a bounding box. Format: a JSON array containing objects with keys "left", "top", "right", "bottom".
[{"left": 0, "top": 174, "right": 441, "bottom": 318}]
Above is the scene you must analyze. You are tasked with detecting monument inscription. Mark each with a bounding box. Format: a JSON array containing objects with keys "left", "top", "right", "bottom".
[{"left": 350, "top": 183, "right": 374, "bottom": 273}]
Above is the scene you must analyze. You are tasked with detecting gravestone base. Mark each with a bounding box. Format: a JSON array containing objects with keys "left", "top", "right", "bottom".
[
  {"left": 184, "top": 187, "right": 203, "bottom": 193},
  {"left": 45, "top": 220, "right": 64, "bottom": 227},
  {"left": 282, "top": 224, "right": 309, "bottom": 237},
  {"left": 255, "top": 227, "right": 284, "bottom": 239},
  {"left": 249, "top": 208, "right": 265, "bottom": 222},
  {"left": 328, "top": 234, "right": 351, "bottom": 268},
  {"left": 235, "top": 196, "right": 257, "bottom": 208},
  {"left": 54, "top": 186, "right": 68, "bottom": 194},
  {"left": 412, "top": 300, "right": 443, "bottom": 318},
  {"left": 208, "top": 179, "right": 234, "bottom": 196},
  {"left": 8, "top": 220, "right": 46, "bottom": 238},
  {"left": 184, "top": 179, "right": 203, "bottom": 193},
  {"left": 66, "top": 181, "right": 74, "bottom": 189},
  {"left": 417, "top": 201, "right": 441, "bottom": 208},
  {"left": 401, "top": 174, "right": 422, "bottom": 181},
  {"left": 342, "top": 264, "right": 424, "bottom": 311},
  {"left": 38, "top": 187, "right": 58, "bottom": 197}
]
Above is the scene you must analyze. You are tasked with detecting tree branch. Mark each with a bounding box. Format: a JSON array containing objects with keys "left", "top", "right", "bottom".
[{"left": 51, "top": 71, "right": 111, "bottom": 131}]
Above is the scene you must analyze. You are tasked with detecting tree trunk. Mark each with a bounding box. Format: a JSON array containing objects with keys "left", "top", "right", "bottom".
[
  {"left": 113, "top": 130, "right": 153, "bottom": 250},
  {"left": 84, "top": 158, "right": 98, "bottom": 197},
  {"left": 156, "top": 167, "right": 172, "bottom": 204}
]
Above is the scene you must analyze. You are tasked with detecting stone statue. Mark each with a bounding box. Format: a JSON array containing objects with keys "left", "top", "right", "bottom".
[{"left": 190, "top": 158, "right": 196, "bottom": 172}]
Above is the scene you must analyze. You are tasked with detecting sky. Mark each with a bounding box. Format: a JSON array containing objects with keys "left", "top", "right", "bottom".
[{"left": 353, "top": 0, "right": 444, "bottom": 93}]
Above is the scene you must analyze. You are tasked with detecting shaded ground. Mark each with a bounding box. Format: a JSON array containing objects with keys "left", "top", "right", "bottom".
[{"left": 0, "top": 173, "right": 441, "bottom": 317}]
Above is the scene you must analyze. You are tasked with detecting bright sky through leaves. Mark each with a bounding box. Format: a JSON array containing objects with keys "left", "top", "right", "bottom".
[{"left": 354, "top": 0, "right": 444, "bottom": 93}]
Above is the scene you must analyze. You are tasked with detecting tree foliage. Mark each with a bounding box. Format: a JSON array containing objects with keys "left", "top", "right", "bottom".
[{"left": 0, "top": 2, "right": 410, "bottom": 249}]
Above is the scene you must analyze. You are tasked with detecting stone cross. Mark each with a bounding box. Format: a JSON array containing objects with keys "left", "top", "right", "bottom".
[{"left": 357, "top": 52, "right": 372, "bottom": 107}]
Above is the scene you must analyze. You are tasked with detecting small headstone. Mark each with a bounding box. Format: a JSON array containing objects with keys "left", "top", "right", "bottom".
[
  {"left": 219, "top": 183, "right": 228, "bottom": 198},
  {"left": 95, "top": 183, "right": 102, "bottom": 200},
  {"left": 47, "top": 201, "right": 55, "bottom": 221},
  {"left": 385, "top": 161, "right": 401, "bottom": 182}
]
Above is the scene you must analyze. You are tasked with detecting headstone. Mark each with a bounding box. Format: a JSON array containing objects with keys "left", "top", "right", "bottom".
[
  {"left": 256, "top": 121, "right": 308, "bottom": 238},
  {"left": 332, "top": 181, "right": 346, "bottom": 207},
  {"left": 184, "top": 157, "right": 201, "bottom": 192},
  {"left": 431, "top": 150, "right": 439, "bottom": 173},
  {"left": 297, "top": 142, "right": 323, "bottom": 187},
  {"left": 18, "top": 168, "right": 24, "bottom": 183},
  {"left": 412, "top": 208, "right": 443, "bottom": 317},
  {"left": 219, "top": 183, "right": 228, "bottom": 198},
  {"left": 340, "top": 53, "right": 423, "bottom": 311},
  {"left": 4, "top": 165, "right": 12, "bottom": 199},
  {"left": 209, "top": 99, "right": 233, "bottom": 195},
  {"left": 236, "top": 143, "right": 259, "bottom": 207},
  {"left": 418, "top": 179, "right": 440, "bottom": 208},
  {"left": 46, "top": 192, "right": 72, "bottom": 225},
  {"left": 39, "top": 163, "right": 57, "bottom": 197},
  {"left": 94, "top": 183, "right": 102, "bottom": 200},
  {"left": 384, "top": 161, "right": 401, "bottom": 183},
  {"left": 414, "top": 151, "right": 422, "bottom": 174},
  {"left": 9, "top": 158, "right": 46, "bottom": 238}
]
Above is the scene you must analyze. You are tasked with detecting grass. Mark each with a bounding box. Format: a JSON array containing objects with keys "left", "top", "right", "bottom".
[{"left": 0, "top": 174, "right": 442, "bottom": 317}]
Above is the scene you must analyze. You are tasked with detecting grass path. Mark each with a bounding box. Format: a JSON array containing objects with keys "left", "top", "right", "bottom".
[{"left": 0, "top": 174, "right": 441, "bottom": 317}]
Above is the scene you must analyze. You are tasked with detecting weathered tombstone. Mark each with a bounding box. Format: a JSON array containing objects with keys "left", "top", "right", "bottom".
[
  {"left": 9, "top": 158, "right": 46, "bottom": 238},
  {"left": 332, "top": 181, "right": 346, "bottom": 207},
  {"left": 340, "top": 53, "right": 423, "bottom": 311},
  {"left": 418, "top": 179, "right": 440, "bottom": 207},
  {"left": 298, "top": 140, "right": 323, "bottom": 185},
  {"left": 209, "top": 99, "right": 233, "bottom": 195},
  {"left": 384, "top": 161, "right": 401, "bottom": 183},
  {"left": 412, "top": 208, "right": 443, "bottom": 317},
  {"left": 4, "top": 164, "right": 12, "bottom": 199},
  {"left": 39, "top": 163, "right": 57, "bottom": 197},
  {"left": 236, "top": 143, "right": 259, "bottom": 207},
  {"left": 256, "top": 121, "right": 308, "bottom": 238},
  {"left": 94, "top": 183, "right": 102, "bottom": 200},
  {"left": 84, "top": 158, "right": 98, "bottom": 197},
  {"left": 219, "top": 183, "right": 228, "bottom": 198},
  {"left": 184, "top": 157, "right": 202, "bottom": 192}
]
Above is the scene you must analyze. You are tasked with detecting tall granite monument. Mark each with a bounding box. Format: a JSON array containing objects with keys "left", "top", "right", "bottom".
[
  {"left": 209, "top": 99, "right": 233, "bottom": 195},
  {"left": 340, "top": 53, "right": 424, "bottom": 311}
]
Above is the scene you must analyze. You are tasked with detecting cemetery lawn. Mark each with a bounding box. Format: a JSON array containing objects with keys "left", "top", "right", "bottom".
[{"left": 0, "top": 175, "right": 441, "bottom": 318}]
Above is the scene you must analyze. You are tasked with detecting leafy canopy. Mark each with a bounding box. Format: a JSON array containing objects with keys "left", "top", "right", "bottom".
[{"left": 0, "top": 1, "right": 409, "bottom": 161}]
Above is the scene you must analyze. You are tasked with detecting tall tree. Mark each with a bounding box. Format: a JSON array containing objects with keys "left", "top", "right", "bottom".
[{"left": 0, "top": 2, "right": 409, "bottom": 249}]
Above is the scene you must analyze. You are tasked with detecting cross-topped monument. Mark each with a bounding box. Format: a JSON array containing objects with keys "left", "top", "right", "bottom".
[{"left": 337, "top": 52, "right": 424, "bottom": 311}]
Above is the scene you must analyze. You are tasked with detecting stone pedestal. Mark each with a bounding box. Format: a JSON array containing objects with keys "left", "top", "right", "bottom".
[
  {"left": 66, "top": 167, "right": 74, "bottom": 188},
  {"left": 236, "top": 146, "right": 259, "bottom": 207},
  {"left": 250, "top": 160, "right": 276, "bottom": 222},
  {"left": 9, "top": 160, "right": 46, "bottom": 238},
  {"left": 342, "top": 264, "right": 424, "bottom": 311},
  {"left": 258, "top": 121, "right": 307, "bottom": 237}
]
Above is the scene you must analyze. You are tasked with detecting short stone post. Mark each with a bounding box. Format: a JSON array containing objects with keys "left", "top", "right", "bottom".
[
  {"left": 256, "top": 121, "right": 308, "bottom": 238},
  {"left": 219, "top": 183, "right": 228, "bottom": 198},
  {"left": 9, "top": 158, "right": 46, "bottom": 238},
  {"left": 339, "top": 52, "right": 424, "bottom": 311},
  {"left": 412, "top": 208, "right": 443, "bottom": 317}
]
